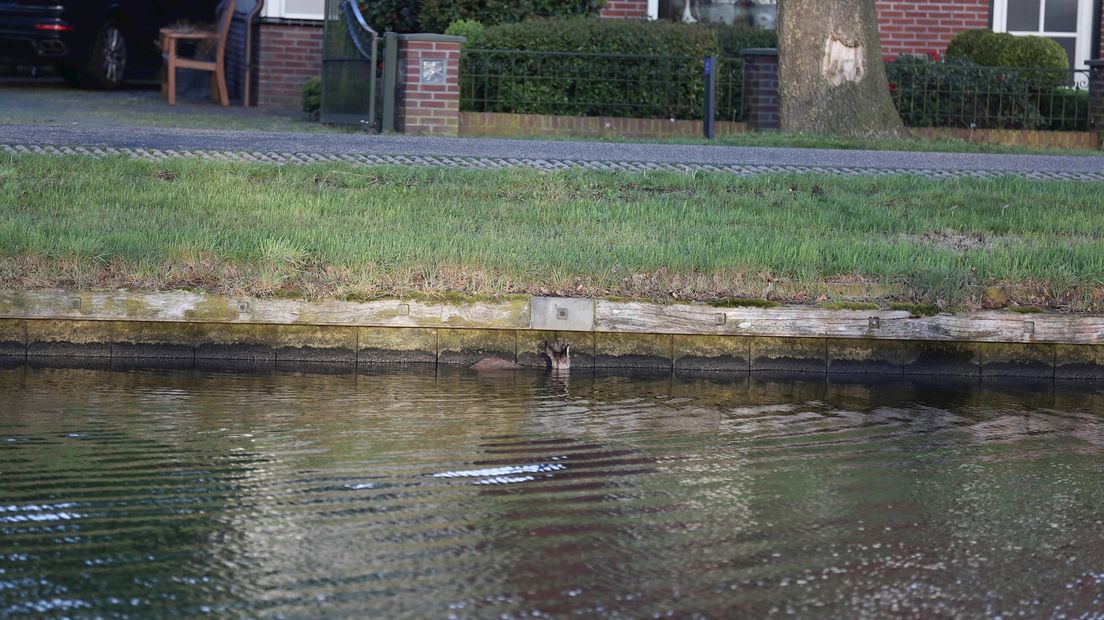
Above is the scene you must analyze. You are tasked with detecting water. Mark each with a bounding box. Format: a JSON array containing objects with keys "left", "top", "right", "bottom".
[{"left": 2, "top": 362, "right": 1104, "bottom": 618}]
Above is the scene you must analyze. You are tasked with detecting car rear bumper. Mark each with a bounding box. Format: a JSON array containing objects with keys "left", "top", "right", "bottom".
[{"left": 0, "top": 3, "right": 81, "bottom": 63}]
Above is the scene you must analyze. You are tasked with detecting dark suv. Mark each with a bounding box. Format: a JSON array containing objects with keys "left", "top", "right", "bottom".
[{"left": 0, "top": 0, "right": 219, "bottom": 88}]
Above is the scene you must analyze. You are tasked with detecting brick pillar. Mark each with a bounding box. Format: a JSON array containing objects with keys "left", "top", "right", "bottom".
[
  {"left": 741, "top": 48, "right": 780, "bottom": 131},
  {"left": 1089, "top": 60, "right": 1104, "bottom": 149},
  {"left": 600, "top": 0, "right": 649, "bottom": 18},
  {"left": 396, "top": 34, "right": 464, "bottom": 136},
  {"left": 255, "top": 20, "right": 324, "bottom": 109}
]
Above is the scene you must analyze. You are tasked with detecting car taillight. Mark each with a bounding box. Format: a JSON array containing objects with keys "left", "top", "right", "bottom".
[{"left": 35, "top": 23, "right": 74, "bottom": 32}]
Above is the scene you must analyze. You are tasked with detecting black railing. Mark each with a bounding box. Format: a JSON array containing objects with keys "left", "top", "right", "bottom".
[
  {"left": 459, "top": 49, "right": 1094, "bottom": 132},
  {"left": 887, "top": 59, "right": 1090, "bottom": 131}
]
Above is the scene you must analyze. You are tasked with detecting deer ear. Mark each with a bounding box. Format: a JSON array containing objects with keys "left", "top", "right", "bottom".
[{"left": 563, "top": 344, "right": 569, "bottom": 355}]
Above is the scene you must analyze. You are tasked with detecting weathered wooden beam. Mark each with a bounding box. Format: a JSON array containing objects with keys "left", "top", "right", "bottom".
[{"left": 1, "top": 291, "right": 1102, "bottom": 345}]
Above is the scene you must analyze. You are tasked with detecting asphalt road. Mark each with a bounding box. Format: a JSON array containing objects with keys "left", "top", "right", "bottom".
[{"left": 3, "top": 123, "right": 1102, "bottom": 175}]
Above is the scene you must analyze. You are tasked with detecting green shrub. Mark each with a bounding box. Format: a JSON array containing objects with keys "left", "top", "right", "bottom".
[
  {"left": 1001, "top": 35, "right": 1070, "bottom": 88},
  {"left": 356, "top": 0, "right": 419, "bottom": 33},
  {"left": 969, "top": 30, "right": 1017, "bottom": 66},
  {"left": 945, "top": 29, "right": 989, "bottom": 61},
  {"left": 478, "top": 16, "right": 721, "bottom": 56},
  {"left": 1037, "top": 87, "right": 1090, "bottom": 131},
  {"left": 708, "top": 22, "right": 777, "bottom": 57},
  {"left": 465, "top": 17, "right": 757, "bottom": 120},
  {"left": 944, "top": 30, "right": 1070, "bottom": 90},
  {"left": 419, "top": 0, "right": 602, "bottom": 34},
  {"left": 445, "top": 19, "right": 486, "bottom": 48},
  {"left": 301, "top": 76, "right": 321, "bottom": 120},
  {"left": 886, "top": 55, "right": 1085, "bottom": 130}
]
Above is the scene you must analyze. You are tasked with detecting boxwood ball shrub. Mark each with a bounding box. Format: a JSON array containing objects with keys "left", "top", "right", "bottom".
[
  {"left": 445, "top": 19, "right": 486, "bottom": 48},
  {"left": 946, "top": 29, "right": 1069, "bottom": 88},
  {"left": 887, "top": 53, "right": 1082, "bottom": 130},
  {"left": 945, "top": 29, "right": 990, "bottom": 61}
]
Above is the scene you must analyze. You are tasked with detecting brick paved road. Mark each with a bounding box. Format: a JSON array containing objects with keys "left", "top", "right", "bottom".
[{"left": 3, "top": 124, "right": 1102, "bottom": 181}]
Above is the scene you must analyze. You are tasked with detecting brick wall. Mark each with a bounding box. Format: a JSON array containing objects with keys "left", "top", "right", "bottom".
[
  {"left": 1089, "top": 61, "right": 1104, "bottom": 145},
  {"left": 255, "top": 20, "right": 323, "bottom": 108},
  {"left": 742, "top": 49, "right": 780, "bottom": 130},
  {"left": 600, "top": 0, "right": 648, "bottom": 19},
  {"left": 397, "top": 36, "right": 462, "bottom": 136},
  {"left": 876, "top": 0, "right": 990, "bottom": 57}
]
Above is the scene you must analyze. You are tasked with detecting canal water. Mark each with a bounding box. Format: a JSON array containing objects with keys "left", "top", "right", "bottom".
[{"left": 2, "top": 362, "right": 1103, "bottom": 618}]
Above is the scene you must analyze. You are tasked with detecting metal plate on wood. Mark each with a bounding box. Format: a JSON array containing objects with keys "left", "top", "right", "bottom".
[{"left": 530, "top": 297, "right": 594, "bottom": 332}]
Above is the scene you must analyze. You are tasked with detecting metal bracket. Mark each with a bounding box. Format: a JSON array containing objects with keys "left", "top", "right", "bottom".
[{"left": 531, "top": 297, "right": 594, "bottom": 332}]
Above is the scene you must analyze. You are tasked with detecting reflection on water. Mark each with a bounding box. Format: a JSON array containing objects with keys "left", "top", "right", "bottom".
[{"left": 1, "top": 363, "right": 1103, "bottom": 618}]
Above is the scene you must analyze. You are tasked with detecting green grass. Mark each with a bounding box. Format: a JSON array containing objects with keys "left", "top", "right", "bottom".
[
  {"left": 817, "top": 301, "right": 880, "bottom": 311},
  {"left": 2, "top": 154, "right": 1103, "bottom": 310},
  {"left": 519, "top": 130, "right": 1104, "bottom": 157},
  {"left": 889, "top": 302, "right": 941, "bottom": 317}
]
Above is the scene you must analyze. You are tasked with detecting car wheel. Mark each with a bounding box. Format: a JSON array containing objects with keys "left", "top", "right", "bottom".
[{"left": 78, "top": 21, "right": 127, "bottom": 89}]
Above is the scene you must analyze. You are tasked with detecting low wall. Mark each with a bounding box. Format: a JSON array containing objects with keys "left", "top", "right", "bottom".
[
  {"left": 2, "top": 291, "right": 1102, "bottom": 378},
  {"left": 911, "top": 127, "right": 1098, "bottom": 151},
  {"left": 460, "top": 112, "right": 747, "bottom": 140},
  {"left": 458, "top": 112, "right": 1098, "bottom": 150}
]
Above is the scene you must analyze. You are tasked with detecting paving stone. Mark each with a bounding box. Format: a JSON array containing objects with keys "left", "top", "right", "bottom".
[{"left": 4, "top": 142, "right": 1102, "bottom": 181}]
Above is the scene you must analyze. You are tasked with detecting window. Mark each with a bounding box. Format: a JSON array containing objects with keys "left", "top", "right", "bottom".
[
  {"left": 993, "top": 0, "right": 1094, "bottom": 72},
  {"left": 657, "top": 0, "right": 776, "bottom": 29}
]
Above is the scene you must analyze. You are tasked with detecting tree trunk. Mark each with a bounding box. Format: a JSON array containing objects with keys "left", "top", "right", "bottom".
[{"left": 778, "top": 0, "right": 905, "bottom": 137}]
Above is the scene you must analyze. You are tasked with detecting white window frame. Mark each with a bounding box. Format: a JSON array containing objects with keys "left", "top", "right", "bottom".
[
  {"left": 992, "top": 0, "right": 1095, "bottom": 71},
  {"left": 262, "top": 0, "right": 324, "bottom": 21}
]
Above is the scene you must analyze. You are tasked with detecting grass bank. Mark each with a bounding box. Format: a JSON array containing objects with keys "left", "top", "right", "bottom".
[
  {"left": 2, "top": 154, "right": 1103, "bottom": 311},
  {"left": 498, "top": 129, "right": 1103, "bottom": 157}
]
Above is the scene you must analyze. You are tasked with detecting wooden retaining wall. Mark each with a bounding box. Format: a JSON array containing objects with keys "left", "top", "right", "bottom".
[{"left": 1, "top": 291, "right": 1102, "bottom": 378}]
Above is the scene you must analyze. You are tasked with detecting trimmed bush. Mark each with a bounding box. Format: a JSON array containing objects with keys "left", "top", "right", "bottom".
[
  {"left": 301, "top": 76, "right": 321, "bottom": 120},
  {"left": 709, "top": 22, "right": 777, "bottom": 57},
  {"left": 887, "top": 55, "right": 1084, "bottom": 131},
  {"left": 945, "top": 29, "right": 1069, "bottom": 89},
  {"left": 945, "top": 29, "right": 989, "bottom": 61},
  {"left": 969, "top": 31, "right": 1017, "bottom": 66},
  {"left": 463, "top": 18, "right": 768, "bottom": 120},
  {"left": 419, "top": 0, "right": 602, "bottom": 34},
  {"left": 356, "top": 0, "right": 420, "bottom": 33},
  {"left": 445, "top": 19, "right": 486, "bottom": 48},
  {"left": 1000, "top": 35, "right": 1070, "bottom": 88},
  {"left": 478, "top": 17, "right": 721, "bottom": 57}
]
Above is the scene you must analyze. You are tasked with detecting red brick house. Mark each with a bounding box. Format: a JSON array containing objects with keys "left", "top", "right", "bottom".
[{"left": 234, "top": 0, "right": 1104, "bottom": 108}]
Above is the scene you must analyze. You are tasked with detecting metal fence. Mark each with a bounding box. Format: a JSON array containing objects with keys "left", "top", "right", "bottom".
[
  {"left": 459, "top": 49, "right": 745, "bottom": 122},
  {"left": 459, "top": 48, "right": 1094, "bottom": 132},
  {"left": 887, "top": 60, "right": 1090, "bottom": 131},
  {"left": 321, "top": 0, "right": 379, "bottom": 127}
]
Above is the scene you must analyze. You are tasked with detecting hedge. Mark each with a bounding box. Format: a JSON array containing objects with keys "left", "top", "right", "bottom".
[
  {"left": 945, "top": 29, "right": 1070, "bottom": 90},
  {"left": 887, "top": 55, "right": 1087, "bottom": 131},
  {"left": 420, "top": 0, "right": 602, "bottom": 34},
  {"left": 462, "top": 17, "right": 774, "bottom": 120}
]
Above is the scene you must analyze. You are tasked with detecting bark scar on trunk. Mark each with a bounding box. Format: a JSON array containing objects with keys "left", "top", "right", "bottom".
[{"left": 821, "top": 34, "right": 865, "bottom": 87}]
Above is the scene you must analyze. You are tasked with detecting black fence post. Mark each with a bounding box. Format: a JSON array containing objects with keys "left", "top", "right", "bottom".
[
  {"left": 1089, "top": 60, "right": 1104, "bottom": 149},
  {"left": 381, "top": 32, "right": 399, "bottom": 133},
  {"left": 703, "top": 55, "right": 717, "bottom": 139}
]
